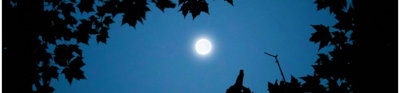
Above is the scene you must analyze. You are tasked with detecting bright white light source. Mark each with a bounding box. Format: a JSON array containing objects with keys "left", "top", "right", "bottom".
[{"left": 195, "top": 39, "right": 212, "bottom": 55}]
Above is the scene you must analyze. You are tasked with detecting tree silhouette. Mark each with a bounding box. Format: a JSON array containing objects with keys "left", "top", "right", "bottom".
[
  {"left": 3, "top": 0, "right": 233, "bottom": 92},
  {"left": 268, "top": 0, "right": 397, "bottom": 93},
  {"left": 226, "top": 70, "right": 252, "bottom": 93}
]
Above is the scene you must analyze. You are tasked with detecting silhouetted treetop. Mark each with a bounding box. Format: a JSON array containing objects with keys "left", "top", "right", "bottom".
[{"left": 226, "top": 70, "right": 252, "bottom": 93}]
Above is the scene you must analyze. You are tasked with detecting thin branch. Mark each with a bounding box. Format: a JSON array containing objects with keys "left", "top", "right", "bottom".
[{"left": 264, "top": 52, "right": 286, "bottom": 82}]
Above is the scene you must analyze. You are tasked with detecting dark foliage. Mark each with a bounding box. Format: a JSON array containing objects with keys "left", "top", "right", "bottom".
[
  {"left": 268, "top": 76, "right": 303, "bottom": 93},
  {"left": 179, "top": 0, "right": 209, "bottom": 19},
  {"left": 268, "top": 0, "right": 397, "bottom": 93},
  {"left": 152, "top": 0, "right": 176, "bottom": 12},
  {"left": 3, "top": 0, "right": 233, "bottom": 93}
]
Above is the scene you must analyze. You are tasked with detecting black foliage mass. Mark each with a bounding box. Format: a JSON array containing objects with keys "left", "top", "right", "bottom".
[
  {"left": 268, "top": 76, "right": 303, "bottom": 93},
  {"left": 267, "top": 0, "right": 397, "bottom": 93},
  {"left": 3, "top": 0, "right": 233, "bottom": 93},
  {"left": 77, "top": 0, "right": 95, "bottom": 13}
]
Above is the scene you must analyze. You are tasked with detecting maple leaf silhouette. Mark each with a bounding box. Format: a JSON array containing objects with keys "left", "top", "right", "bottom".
[
  {"left": 62, "top": 56, "right": 86, "bottom": 85},
  {"left": 334, "top": 7, "right": 354, "bottom": 31},
  {"left": 310, "top": 24, "right": 332, "bottom": 50},
  {"left": 179, "top": 0, "right": 209, "bottom": 19},
  {"left": 120, "top": 0, "right": 150, "bottom": 27}
]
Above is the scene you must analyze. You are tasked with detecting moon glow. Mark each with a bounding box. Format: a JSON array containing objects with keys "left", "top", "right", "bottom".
[{"left": 195, "top": 39, "right": 212, "bottom": 55}]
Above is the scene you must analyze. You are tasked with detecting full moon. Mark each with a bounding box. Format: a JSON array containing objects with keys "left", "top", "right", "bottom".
[{"left": 195, "top": 39, "right": 212, "bottom": 55}]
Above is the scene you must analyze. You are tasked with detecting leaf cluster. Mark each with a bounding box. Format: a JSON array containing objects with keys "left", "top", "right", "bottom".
[
  {"left": 268, "top": 0, "right": 356, "bottom": 93},
  {"left": 6, "top": 0, "right": 233, "bottom": 92}
]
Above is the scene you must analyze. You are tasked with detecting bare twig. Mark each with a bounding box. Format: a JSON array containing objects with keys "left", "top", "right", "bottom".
[{"left": 264, "top": 52, "right": 286, "bottom": 82}]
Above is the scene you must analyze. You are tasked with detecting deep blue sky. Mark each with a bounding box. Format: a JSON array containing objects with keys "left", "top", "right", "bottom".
[{"left": 52, "top": 0, "right": 337, "bottom": 93}]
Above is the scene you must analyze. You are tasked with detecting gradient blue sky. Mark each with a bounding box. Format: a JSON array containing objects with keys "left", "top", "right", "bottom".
[{"left": 52, "top": 0, "right": 337, "bottom": 93}]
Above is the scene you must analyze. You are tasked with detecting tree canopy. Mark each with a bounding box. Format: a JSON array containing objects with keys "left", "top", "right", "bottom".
[
  {"left": 267, "top": 0, "right": 397, "bottom": 92},
  {"left": 3, "top": 0, "right": 233, "bottom": 93}
]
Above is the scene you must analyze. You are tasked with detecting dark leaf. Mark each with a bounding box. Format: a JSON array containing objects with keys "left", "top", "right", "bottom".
[
  {"left": 41, "top": 66, "right": 59, "bottom": 81},
  {"left": 179, "top": 0, "right": 209, "bottom": 19},
  {"left": 153, "top": 0, "right": 176, "bottom": 11},
  {"left": 75, "top": 20, "right": 97, "bottom": 44},
  {"left": 78, "top": 0, "right": 95, "bottom": 13},
  {"left": 62, "top": 56, "right": 86, "bottom": 85},
  {"left": 120, "top": 0, "right": 150, "bottom": 27},
  {"left": 96, "top": 0, "right": 120, "bottom": 17},
  {"left": 42, "top": 10, "right": 75, "bottom": 43},
  {"left": 310, "top": 25, "right": 332, "bottom": 50},
  {"left": 54, "top": 45, "right": 73, "bottom": 66},
  {"left": 54, "top": 45, "right": 82, "bottom": 66},
  {"left": 334, "top": 7, "right": 354, "bottom": 31},
  {"left": 103, "top": 16, "right": 114, "bottom": 26},
  {"left": 225, "top": 0, "right": 233, "bottom": 5},
  {"left": 70, "top": 56, "right": 85, "bottom": 68}
]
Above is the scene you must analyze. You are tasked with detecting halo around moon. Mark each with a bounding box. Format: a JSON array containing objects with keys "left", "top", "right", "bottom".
[{"left": 195, "top": 39, "right": 212, "bottom": 55}]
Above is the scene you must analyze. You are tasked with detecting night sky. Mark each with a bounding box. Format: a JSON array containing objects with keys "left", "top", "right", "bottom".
[{"left": 52, "top": 0, "right": 337, "bottom": 93}]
